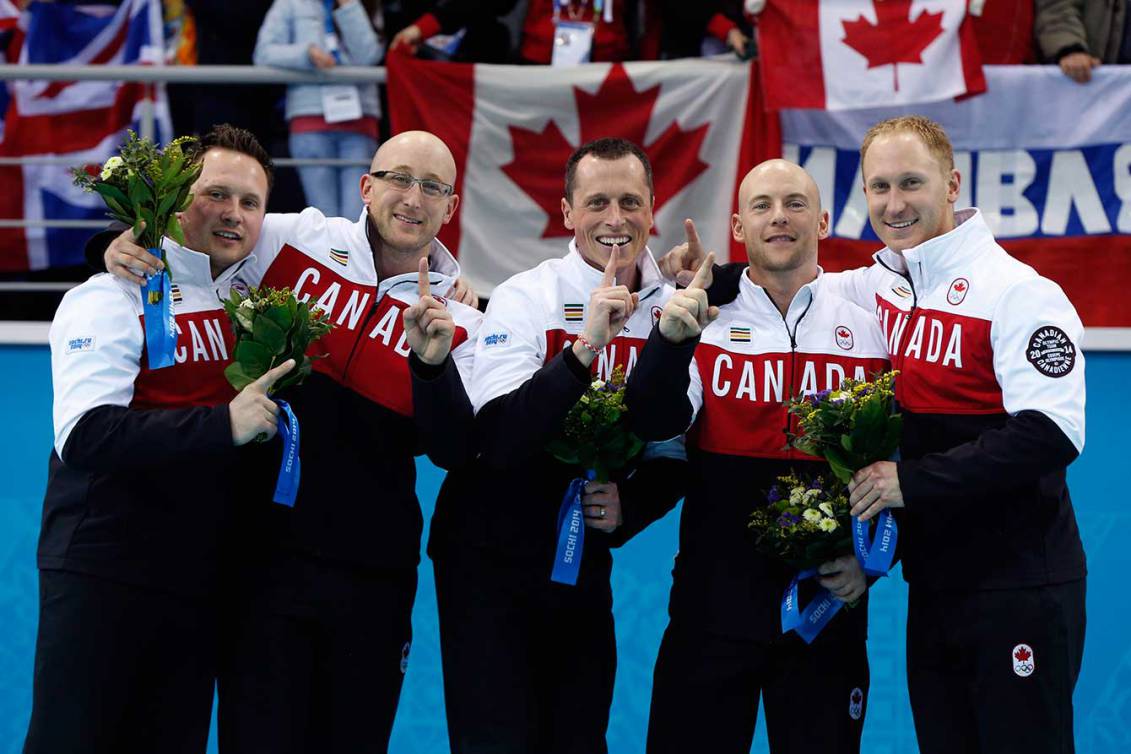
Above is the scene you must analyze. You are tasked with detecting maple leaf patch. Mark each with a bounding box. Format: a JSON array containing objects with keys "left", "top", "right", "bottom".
[
  {"left": 840, "top": 0, "right": 945, "bottom": 92},
  {"left": 500, "top": 64, "right": 710, "bottom": 239}
]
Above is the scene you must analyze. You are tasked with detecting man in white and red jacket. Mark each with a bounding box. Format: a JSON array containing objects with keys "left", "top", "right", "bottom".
[
  {"left": 27, "top": 126, "right": 290, "bottom": 754},
  {"left": 627, "top": 159, "right": 889, "bottom": 754},
  {"left": 89, "top": 129, "right": 480, "bottom": 754},
  {"left": 428, "top": 138, "right": 687, "bottom": 754},
  {"left": 661, "top": 116, "right": 1088, "bottom": 754}
]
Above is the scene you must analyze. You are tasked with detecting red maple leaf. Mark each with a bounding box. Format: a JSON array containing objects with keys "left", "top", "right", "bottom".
[
  {"left": 837, "top": 328, "right": 850, "bottom": 338},
  {"left": 840, "top": 0, "right": 945, "bottom": 93},
  {"left": 1014, "top": 646, "right": 1031, "bottom": 662},
  {"left": 500, "top": 64, "right": 710, "bottom": 239},
  {"left": 953, "top": 281, "right": 967, "bottom": 292}
]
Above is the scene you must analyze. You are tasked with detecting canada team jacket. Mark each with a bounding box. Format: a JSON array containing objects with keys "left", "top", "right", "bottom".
[
  {"left": 627, "top": 273, "right": 890, "bottom": 641},
  {"left": 235, "top": 209, "right": 482, "bottom": 570},
  {"left": 44, "top": 242, "right": 257, "bottom": 595},
  {"left": 429, "top": 242, "right": 687, "bottom": 586},
  {"left": 822, "top": 208, "right": 1087, "bottom": 590}
]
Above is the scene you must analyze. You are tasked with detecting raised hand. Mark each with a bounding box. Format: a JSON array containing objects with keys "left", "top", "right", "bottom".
[
  {"left": 574, "top": 246, "right": 638, "bottom": 366},
  {"left": 659, "top": 249, "right": 719, "bottom": 343},
  {"left": 658, "top": 218, "right": 709, "bottom": 287},
  {"left": 229, "top": 359, "right": 295, "bottom": 446},
  {"left": 403, "top": 257, "right": 456, "bottom": 366},
  {"left": 105, "top": 222, "right": 159, "bottom": 286}
]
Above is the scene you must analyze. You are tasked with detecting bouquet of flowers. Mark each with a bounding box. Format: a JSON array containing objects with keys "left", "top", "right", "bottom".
[
  {"left": 222, "top": 286, "right": 333, "bottom": 394},
  {"left": 545, "top": 365, "right": 645, "bottom": 483},
  {"left": 787, "top": 371, "right": 902, "bottom": 484},
  {"left": 749, "top": 472, "right": 853, "bottom": 571},
  {"left": 72, "top": 131, "right": 201, "bottom": 279}
]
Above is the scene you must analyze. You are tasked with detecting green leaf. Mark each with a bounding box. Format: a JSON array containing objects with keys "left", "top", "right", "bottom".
[
  {"left": 93, "top": 182, "right": 131, "bottom": 209},
  {"left": 233, "top": 339, "right": 272, "bottom": 376},
  {"left": 252, "top": 314, "right": 288, "bottom": 355},
  {"left": 263, "top": 303, "right": 294, "bottom": 332},
  {"left": 167, "top": 214, "right": 185, "bottom": 246},
  {"left": 156, "top": 189, "right": 179, "bottom": 218},
  {"left": 224, "top": 361, "right": 256, "bottom": 391}
]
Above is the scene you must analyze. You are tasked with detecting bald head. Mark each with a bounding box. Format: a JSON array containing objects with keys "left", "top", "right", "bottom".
[
  {"left": 738, "top": 159, "right": 822, "bottom": 211},
  {"left": 369, "top": 130, "right": 457, "bottom": 185}
]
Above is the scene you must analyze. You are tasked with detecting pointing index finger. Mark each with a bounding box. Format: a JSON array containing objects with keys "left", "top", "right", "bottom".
[
  {"left": 417, "top": 256, "right": 431, "bottom": 299},
  {"left": 684, "top": 218, "right": 703, "bottom": 257},
  {"left": 253, "top": 358, "right": 296, "bottom": 392},
  {"left": 601, "top": 245, "right": 619, "bottom": 287},
  {"left": 687, "top": 252, "right": 715, "bottom": 290}
]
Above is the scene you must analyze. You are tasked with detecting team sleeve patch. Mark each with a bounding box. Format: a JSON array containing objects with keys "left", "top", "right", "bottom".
[
  {"left": 65, "top": 336, "right": 97, "bottom": 354},
  {"left": 1025, "top": 326, "right": 1076, "bottom": 378},
  {"left": 482, "top": 330, "right": 511, "bottom": 348}
]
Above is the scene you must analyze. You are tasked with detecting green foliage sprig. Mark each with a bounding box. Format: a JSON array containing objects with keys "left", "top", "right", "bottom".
[
  {"left": 72, "top": 132, "right": 202, "bottom": 266},
  {"left": 222, "top": 286, "right": 333, "bottom": 395},
  {"left": 787, "top": 371, "right": 902, "bottom": 484},
  {"left": 545, "top": 365, "right": 645, "bottom": 483}
]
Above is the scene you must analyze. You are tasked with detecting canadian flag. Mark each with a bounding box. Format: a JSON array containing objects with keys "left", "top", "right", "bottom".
[
  {"left": 757, "top": 0, "right": 986, "bottom": 111},
  {"left": 387, "top": 55, "right": 780, "bottom": 294}
]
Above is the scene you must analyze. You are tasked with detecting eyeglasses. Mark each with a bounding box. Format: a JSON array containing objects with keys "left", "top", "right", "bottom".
[{"left": 370, "top": 170, "right": 454, "bottom": 198}]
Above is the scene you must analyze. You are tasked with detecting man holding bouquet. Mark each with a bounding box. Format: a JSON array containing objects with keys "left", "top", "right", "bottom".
[
  {"left": 26, "top": 126, "right": 289, "bottom": 754},
  {"left": 626, "top": 159, "right": 890, "bottom": 754},
  {"left": 658, "top": 117, "right": 1088, "bottom": 754},
  {"left": 88, "top": 129, "right": 481, "bottom": 753},
  {"left": 426, "top": 137, "right": 689, "bottom": 753},
  {"left": 841, "top": 117, "right": 1088, "bottom": 754}
]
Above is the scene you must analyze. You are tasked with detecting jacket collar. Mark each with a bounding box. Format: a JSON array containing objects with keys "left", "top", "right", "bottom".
[
  {"left": 566, "top": 239, "right": 665, "bottom": 302},
  {"left": 162, "top": 237, "right": 253, "bottom": 289},
  {"left": 737, "top": 267, "right": 823, "bottom": 333},
  {"left": 872, "top": 208, "right": 991, "bottom": 293}
]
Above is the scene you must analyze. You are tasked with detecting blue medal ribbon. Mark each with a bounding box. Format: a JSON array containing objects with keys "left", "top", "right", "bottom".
[
  {"left": 781, "top": 568, "right": 845, "bottom": 644},
  {"left": 852, "top": 509, "right": 898, "bottom": 577},
  {"left": 141, "top": 247, "right": 176, "bottom": 370},
  {"left": 273, "top": 399, "right": 301, "bottom": 507},
  {"left": 550, "top": 470, "right": 594, "bottom": 586}
]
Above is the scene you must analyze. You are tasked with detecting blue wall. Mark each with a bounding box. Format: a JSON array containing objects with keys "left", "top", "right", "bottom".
[{"left": 1, "top": 345, "right": 1126, "bottom": 753}]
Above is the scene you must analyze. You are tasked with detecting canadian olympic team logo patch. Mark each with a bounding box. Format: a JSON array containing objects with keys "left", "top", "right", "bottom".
[
  {"left": 848, "top": 687, "right": 864, "bottom": 720},
  {"left": 1026, "top": 326, "right": 1076, "bottom": 378},
  {"left": 1012, "top": 644, "right": 1035, "bottom": 677},
  {"left": 947, "top": 278, "right": 969, "bottom": 305},
  {"left": 835, "top": 326, "right": 854, "bottom": 350},
  {"left": 651, "top": 306, "right": 663, "bottom": 326}
]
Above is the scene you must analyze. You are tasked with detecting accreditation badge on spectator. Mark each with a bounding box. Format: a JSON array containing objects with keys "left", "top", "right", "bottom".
[
  {"left": 551, "top": 21, "right": 594, "bottom": 67},
  {"left": 321, "top": 85, "right": 363, "bottom": 124}
]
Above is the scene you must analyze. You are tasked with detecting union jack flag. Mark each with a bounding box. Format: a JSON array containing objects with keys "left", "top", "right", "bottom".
[{"left": 0, "top": 0, "right": 171, "bottom": 272}]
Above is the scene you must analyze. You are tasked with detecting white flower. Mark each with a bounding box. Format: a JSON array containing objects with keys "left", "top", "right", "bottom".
[
  {"left": 818, "top": 518, "right": 838, "bottom": 532},
  {"left": 829, "top": 390, "right": 851, "bottom": 404},
  {"left": 239, "top": 299, "right": 256, "bottom": 310},
  {"left": 591, "top": 380, "right": 605, "bottom": 390},
  {"left": 803, "top": 488, "right": 822, "bottom": 503},
  {"left": 802, "top": 508, "right": 822, "bottom": 523},
  {"left": 790, "top": 489, "right": 805, "bottom": 506},
  {"left": 819, "top": 502, "right": 835, "bottom": 517},
  {"left": 100, "top": 155, "right": 123, "bottom": 180}
]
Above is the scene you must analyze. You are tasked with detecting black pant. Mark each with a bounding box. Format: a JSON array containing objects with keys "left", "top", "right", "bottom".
[
  {"left": 218, "top": 553, "right": 417, "bottom": 754},
  {"left": 23, "top": 569, "right": 217, "bottom": 754},
  {"left": 907, "top": 579, "right": 1086, "bottom": 754},
  {"left": 433, "top": 550, "right": 617, "bottom": 754},
  {"left": 647, "top": 622, "right": 869, "bottom": 754}
]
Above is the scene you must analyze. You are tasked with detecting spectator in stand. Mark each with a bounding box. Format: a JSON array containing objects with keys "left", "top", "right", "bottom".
[
  {"left": 384, "top": 0, "right": 516, "bottom": 63},
  {"left": 254, "top": 0, "right": 383, "bottom": 219},
  {"left": 392, "top": 0, "right": 658, "bottom": 65},
  {"left": 1036, "top": 0, "right": 1131, "bottom": 83},
  {"left": 656, "top": 1, "right": 753, "bottom": 59}
]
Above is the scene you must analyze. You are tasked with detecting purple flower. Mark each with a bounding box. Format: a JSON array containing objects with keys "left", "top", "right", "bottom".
[
  {"left": 777, "top": 512, "right": 800, "bottom": 528},
  {"left": 767, "top": 487, "right": 782, "bottom": 503},
  {"left": 809, "top": 477, "right": 824, "bottom": 490},
  {"left": 810, "top": 389, "right": 832, "bottom": 405}
]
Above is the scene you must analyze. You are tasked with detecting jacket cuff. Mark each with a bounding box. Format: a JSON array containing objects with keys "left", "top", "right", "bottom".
[
  {"left": 408, "top": 350, "right": 450, "bottom": 381},
  {"left": 562, "top": 342, "right": 594, "bottom": 383}
]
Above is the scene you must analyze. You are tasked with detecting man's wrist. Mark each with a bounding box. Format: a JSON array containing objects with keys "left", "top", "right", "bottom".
[{"left": 573, "top": 335, "right": 600, "bottom": 367}]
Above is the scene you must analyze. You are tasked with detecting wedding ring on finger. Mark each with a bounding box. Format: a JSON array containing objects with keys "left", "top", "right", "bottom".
[{"left": 599, "top": 507, "right": 606, "bottom": 519}]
